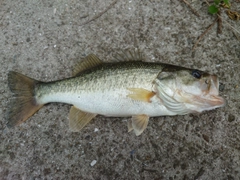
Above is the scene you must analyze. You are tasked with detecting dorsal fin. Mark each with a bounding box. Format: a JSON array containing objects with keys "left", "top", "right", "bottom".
[
  {"left": 113, "top": 49, "right": 145, "bottom": 62},
  {"left": 73, "top": 54, "right": 102, "bottom": 76}
]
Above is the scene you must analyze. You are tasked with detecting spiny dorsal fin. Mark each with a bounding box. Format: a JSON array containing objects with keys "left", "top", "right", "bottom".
[
  {"left": 69, "top": 106, "right": 97, "bottom": 132},
  {"left": 113, "top": 49, "right": 145, "bottom": 62},
  {"left": 73, "top": 54, "right": 102, "bottom": 76}
]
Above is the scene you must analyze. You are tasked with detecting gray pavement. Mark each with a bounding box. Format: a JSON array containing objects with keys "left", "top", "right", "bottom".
[{"left": 0, "top": 0, "right": 240, "bottom": 179}]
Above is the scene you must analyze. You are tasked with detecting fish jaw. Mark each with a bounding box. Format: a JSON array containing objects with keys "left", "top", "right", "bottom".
[
  {"left": 154, "top": 77, "right": 225, "bottom": 114},
  {"left": 185, "top": 74, "right": 225, "bottom": 112},
  {"left": 176, "top": 90, "right": 225, "bottom": 113}
]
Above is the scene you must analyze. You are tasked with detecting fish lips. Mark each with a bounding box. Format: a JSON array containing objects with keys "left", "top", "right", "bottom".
[{"left": 201, "top": 94, "right": 225, "bottom": 110}]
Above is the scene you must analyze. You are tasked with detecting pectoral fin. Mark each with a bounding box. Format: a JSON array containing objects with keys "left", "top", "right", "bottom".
[
  {"left": 130, "top": 115, "right": 149, "bottom": 136},
  {"left": 127, "top": 88, "right": 155, "bottom": 102},
  {"left": 69, "top": 106, "right": 97, "bottom": 132}
]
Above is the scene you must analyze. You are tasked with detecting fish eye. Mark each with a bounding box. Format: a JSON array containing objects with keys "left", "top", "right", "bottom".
[{"left": 192, "top": 70, "right": 201, "bottom": 79}]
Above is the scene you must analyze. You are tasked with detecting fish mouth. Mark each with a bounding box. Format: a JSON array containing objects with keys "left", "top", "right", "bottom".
[
  {"left": 185, "top": 92, "right": 225, "bottom": 112},
  {"left": 155, "top": 74, "right": 225, "bottom": 114},
  {"left": 176, "top": 74, "right": 225, "bottom": 111},
  {"left": 201, "top": 75, "right": 225, "bottom": 109},
  {"left": 203, "top": 94, "right": 225, "bottom": 109}
]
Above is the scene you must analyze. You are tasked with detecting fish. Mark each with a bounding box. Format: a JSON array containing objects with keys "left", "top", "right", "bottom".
[{"left": 6, "top": 51, "right": 225, "bottom": 136}]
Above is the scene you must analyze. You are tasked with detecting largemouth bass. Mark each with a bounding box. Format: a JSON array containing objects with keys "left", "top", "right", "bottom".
[{"left": 6, "top": 52, "right": 225, "bottom": 135}]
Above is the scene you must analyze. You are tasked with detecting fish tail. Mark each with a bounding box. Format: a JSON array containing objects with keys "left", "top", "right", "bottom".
[{"left": 6, "top": 71, "right": 44, "bottom": 127}]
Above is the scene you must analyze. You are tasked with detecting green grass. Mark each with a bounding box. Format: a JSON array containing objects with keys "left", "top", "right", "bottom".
[{"left": 208, "top": 0, "right": 230, "bottom": 14}]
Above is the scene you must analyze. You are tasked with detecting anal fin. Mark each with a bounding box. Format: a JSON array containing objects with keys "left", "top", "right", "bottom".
[
  {"left": 127, "top": 88, "right": 155, "bottom": 103},
  {"left": 69, "top": 106, "right": 97, "bottom": 132},
  {"left": 130, "top": 114, "right": 149, "bottom": 136}
]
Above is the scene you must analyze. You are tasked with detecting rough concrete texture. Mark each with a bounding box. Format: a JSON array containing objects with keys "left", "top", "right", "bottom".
[{"left": 0, "top": 0, "right": 240, "bottom": 179}]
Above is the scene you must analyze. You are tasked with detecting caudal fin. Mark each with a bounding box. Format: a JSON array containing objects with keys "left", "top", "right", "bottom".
[{"left": 6, "top": 71, "right": 43, "bottom": 127}]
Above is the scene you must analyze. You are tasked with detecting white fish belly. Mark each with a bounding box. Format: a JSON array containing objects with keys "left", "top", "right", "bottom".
[{"left": 39, "top": 89, "right": 177, "bottom": 117}]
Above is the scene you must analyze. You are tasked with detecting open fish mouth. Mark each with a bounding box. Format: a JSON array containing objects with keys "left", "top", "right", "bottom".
[
  {"left": 155, "top": 74, "right": 225, "bottom": 114},
  {"left": 191, "top": 94, "right": 225, "bottom": 111},
  {"left": 201, "top": 75, "right": 225, "bottom": 108}
]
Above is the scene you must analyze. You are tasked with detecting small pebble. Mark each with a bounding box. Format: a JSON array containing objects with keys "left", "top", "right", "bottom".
[{"left": 90, "top": 160, "right": 97, "bottom": 166}]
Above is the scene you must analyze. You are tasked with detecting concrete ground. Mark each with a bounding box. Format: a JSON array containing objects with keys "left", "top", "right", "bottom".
[{"left": 0, "top": 0, "right": 240, "bottom": 179}]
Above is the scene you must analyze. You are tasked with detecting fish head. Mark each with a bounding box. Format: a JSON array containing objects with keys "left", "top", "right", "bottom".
[{"left": 155, "top": 64, "right": 225, "bottom": 114}]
